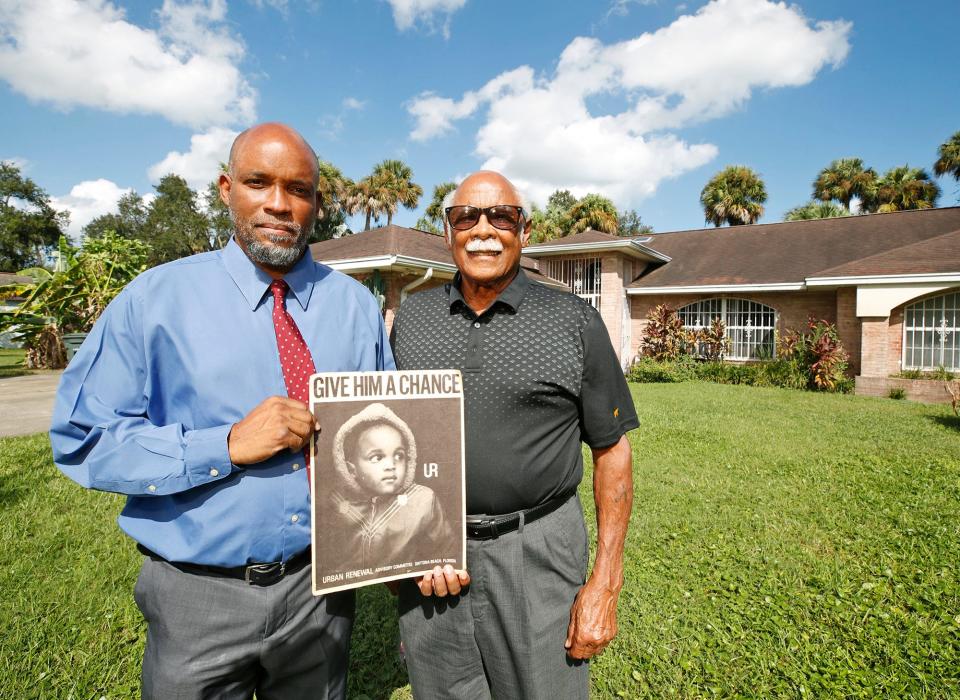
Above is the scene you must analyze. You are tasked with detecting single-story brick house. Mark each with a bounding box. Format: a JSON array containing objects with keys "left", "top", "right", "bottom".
[{"left": 311, "top": 207, "right": 960, "bottom": 398}]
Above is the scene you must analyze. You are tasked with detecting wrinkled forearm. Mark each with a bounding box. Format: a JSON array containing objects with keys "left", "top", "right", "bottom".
[{"left": 589, "top": 434, "right": 634, "bottom": 592}]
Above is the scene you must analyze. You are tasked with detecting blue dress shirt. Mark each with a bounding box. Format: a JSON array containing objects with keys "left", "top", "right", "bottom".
[{"left": 51, "top": 238, "right": 395, "bottom": 567}]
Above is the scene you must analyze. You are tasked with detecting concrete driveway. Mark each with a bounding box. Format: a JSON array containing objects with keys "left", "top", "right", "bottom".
[{"left": 0, "top": 371, "right": 62, "bottom": 438}]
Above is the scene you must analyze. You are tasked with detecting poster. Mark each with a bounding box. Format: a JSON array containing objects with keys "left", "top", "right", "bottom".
[{"left": 310, "top": 369, "right": 466, "bottom": 596}]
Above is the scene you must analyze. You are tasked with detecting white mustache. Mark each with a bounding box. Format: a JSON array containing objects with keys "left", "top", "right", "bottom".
[{"left": 465, "top": 239, "right": 504, "bottom": 253}]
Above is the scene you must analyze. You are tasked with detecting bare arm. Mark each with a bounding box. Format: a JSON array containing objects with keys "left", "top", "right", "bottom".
[{"left": 564, "top": 433, "right": 633, "bottom": 659}]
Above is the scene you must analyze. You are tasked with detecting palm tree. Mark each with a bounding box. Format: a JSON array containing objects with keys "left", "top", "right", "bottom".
[
  {"left": 371, "top": 159, "right": 423, "bottom": 226},
  {"left": 872, "top": 166, "right": 940, "bottom": 213},
  {"left": 317, "top": 160, "right": 354, "bottom": 213},
  {"left": 565, "top": 193, "right": 619, "bottom": 234},
  {"left": 812, "top": 158, "right": 877, "bottom": 211},
  {"left": 416, "top": 181, "right": 457, "bottom": 234},
  {"left": 345, "top": 176, "right": 389, "bottom": 231},
  {"left": 699, "top": 166, "right": 767, "bottom": 227},
  {"left": 784, "top": 201, "right": 851, "bottom": 221},
  {"left": 934, "top": 131, "right": 960, "bottom": 182}
]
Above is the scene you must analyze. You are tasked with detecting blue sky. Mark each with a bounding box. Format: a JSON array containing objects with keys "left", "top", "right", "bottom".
[{"left": 1, "top": 0, "right": 958, "bottom": 240}]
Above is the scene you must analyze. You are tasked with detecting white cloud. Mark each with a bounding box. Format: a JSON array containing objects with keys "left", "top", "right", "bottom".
[
  {"left": 407, "top": 0, "right": 851, "bottom": 206},
  {"left": 384, "top": 0, "right": 467, "bottom": 36},
  {"left": 248, "top": 0, "right": 288, "bottom": 12},
  {"left": 318, "top": 97, "right": 368, "bottom": 140},
  {"left": 52, "top": 179, "right": 132, "bottom": 238},
  {"left": 148, "top": 127, "right": 237, "bottom": 190},
  {"left": 0, "top": 0, "right": 256, "bottom": 128}
]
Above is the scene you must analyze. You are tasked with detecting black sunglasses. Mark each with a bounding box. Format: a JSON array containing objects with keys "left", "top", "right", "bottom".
[{"left": 445, "top": 205, "right": 526, "bottom": 232}]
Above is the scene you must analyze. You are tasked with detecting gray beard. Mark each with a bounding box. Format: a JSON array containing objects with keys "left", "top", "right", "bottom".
[{"left": 234, "top": 217, "right": 308, "bottom": 270}]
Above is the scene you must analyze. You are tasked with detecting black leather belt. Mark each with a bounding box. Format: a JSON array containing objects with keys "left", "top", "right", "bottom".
[
  {"left": 137, "top": 544, "right": 311, "bottom": 586},
  {"left": 466, "top": 495, "right": 569, "bottom": 540}
]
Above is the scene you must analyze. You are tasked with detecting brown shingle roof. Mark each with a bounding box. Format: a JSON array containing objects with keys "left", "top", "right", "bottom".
[
  {"left": 310, "top": 225, "right": 452, "bottom": 265},
  {"left": 530, "top": 229, "right": 626, "bottom": 247},
  {"left": 630, "top": 207, "right": 960, "bottom": 288},
  {"left": 812, "top": 228, "right": 960, "bottom": 278}
]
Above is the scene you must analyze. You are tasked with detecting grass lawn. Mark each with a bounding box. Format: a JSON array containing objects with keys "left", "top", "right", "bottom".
[
  {"left": 1, "top": 382, "right": 959, "bottom": 698},
  {"left": 0, "top": 347, "right": 30, "bottom": 378}
]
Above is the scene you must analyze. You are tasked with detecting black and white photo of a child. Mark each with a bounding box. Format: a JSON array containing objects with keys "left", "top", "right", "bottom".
[{"left": 328, "top": 402, "right": 450, "bottom": 571}]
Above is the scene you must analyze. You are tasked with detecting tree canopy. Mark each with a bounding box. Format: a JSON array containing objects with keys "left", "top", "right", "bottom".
[
  {"left": 0, "top": 161, "right": 68, "bottom": 270},
  {"left": 700, "top": 166, "right": 767, "bottom": 227},
  {"left": 140, "top": 175, "right": 213, "bottom": 265},
  {"left": 934, "top": 131, "right": 960, "bottom": 182},
  {"left": 812, "top": 158, "right": 877, "bottom": 211},
  {"left": 369, "top": 159, "right": 422, "bottom": 227},
  {"left": 868, "top": 166, "right": 940, "bottom": 213},
  {"left": 528, "top": 190, "right": 652, "bottom": 242},
  {"left": 784, "top": 201, "right": 852, "bottom": 221},
  {"left": 415, "top": 181, "right": 457, "bottom": 235}
]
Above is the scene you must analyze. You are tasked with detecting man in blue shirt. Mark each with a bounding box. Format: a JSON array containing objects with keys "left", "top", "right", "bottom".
[{"left": 50, "top": 123, "right": 394, "bottom": 699}]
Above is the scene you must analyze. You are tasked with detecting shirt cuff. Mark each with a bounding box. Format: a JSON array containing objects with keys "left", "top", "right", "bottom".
[{"left": 184, "top": 424, "right": 235, "bottom": 485}]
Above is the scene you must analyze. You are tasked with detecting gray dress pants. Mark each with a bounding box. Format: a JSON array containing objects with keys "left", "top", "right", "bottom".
[
  {"left": 134, "top": 555, "right": 354, "bottom": 700},
  {"left": 398, "top": 496, "right": 590, "bottom": 700}
]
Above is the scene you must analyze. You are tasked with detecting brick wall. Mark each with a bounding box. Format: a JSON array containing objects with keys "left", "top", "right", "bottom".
[
  {"left": 835, "top": 287, "right": 861, "bottom": 375},
  {"left": 629, "top": 291, "right": 839, "bottom": 362},
  {"left": 599, "top": 254, "right": 624, "bottom": 360}
]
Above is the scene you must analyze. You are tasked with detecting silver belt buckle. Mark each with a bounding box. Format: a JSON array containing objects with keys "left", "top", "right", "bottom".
[{"left": 244, "top": 561, "right": 285, "bottom": 585}]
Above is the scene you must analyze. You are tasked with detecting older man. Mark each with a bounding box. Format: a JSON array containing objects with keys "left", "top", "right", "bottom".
[
  {"left": 390, "top": 170, "right": 637, "bottom": 698},
  {"left": 50, "top": 123, "right": 393, "bottom": 699}
]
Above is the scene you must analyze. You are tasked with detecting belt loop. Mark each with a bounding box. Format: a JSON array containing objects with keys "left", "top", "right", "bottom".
[{"left": 517, "top": 510, "right": 525, "bottom": 535}]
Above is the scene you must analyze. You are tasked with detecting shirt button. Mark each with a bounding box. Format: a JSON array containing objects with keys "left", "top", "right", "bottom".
[
  {"left": 291, "top": 514, "right": 300, "bottom": 523},
  {"left": 292, "top": 463, "right": 300, "bottom": 471},
  {"left": 473, "top": 322, "right": 481, "bottom": 328},
  {"left": 209, "top": 468, "right": 220, "bottom": 477},
  {"left": 147, "top": 484, "right": 157, "bottom": 493}
]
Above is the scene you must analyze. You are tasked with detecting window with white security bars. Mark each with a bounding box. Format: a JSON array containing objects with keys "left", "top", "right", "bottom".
[
  {"left": 678, "top": 298, "right": 777, "bottom": 360},
  {"left": 903, "top": 291, "right": 960, "bottom": 371},
  {"left": 541, "top": 257, "right": 602, "bottom": 308}
]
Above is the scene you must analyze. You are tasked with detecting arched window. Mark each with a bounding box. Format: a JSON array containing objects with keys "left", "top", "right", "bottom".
[
  {"left": 678, "top": 298, "right": 777, "bottom": 360},
  {"left": 903, "top": 290, "right": 960, "bottom": 371}
]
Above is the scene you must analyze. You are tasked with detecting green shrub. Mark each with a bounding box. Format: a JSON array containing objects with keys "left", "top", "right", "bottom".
[
  {"left": 897, "top": 368, "right": 925, "bottom": 379},
  {"left": 895, "top": 367, "right": 955, "bottom": 381},
  {"left": 887, "top": 387, "right": 907, "bottom": 400},
  {"left": 754, "top": 358, "right": 810, "bottom": 389},
  {"left": 627, "top": 355, "right": 697, "bottom": 383}
]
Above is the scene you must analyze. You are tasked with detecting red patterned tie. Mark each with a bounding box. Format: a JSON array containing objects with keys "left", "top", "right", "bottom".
[{"left": 270, "top": 280, "right": 316, "bottom": 480}]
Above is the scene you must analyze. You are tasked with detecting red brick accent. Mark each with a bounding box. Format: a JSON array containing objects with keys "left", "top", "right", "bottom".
[
  {"left": 629, "top": 291, "right": 838, "bottom": 362},
  {"left": 835, "top": 287, "right": 861, "bottom": 375},
  {"left": 855, "top": 376, "right": 956, "bottom": 404}
]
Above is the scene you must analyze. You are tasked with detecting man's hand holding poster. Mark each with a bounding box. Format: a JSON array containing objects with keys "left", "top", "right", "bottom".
[{"left": 310, "top": 369, "right": 466, "bottom": 596}]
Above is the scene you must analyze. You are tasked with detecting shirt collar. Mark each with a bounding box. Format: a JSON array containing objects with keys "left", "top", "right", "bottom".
[
  {"left": 448, "top": 268, "right": 529, "bottom": 315},
  {"left": 220, "top": 236, "right": 316, "bottom": 311}
]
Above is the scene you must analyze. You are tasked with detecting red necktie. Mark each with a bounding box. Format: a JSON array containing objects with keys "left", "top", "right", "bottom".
[{"left": 270, "top": 280, "right": 316, "bottom": 480}]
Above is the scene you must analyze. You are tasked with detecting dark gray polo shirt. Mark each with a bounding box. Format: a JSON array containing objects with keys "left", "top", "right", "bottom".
[{"left": 390, "top": 269, "right": 638, "bottom": 515}]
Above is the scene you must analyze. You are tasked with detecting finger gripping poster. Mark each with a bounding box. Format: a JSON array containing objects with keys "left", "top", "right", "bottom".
[{"left": 310, "top": 370, "right": 466, "bottom": 596}]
